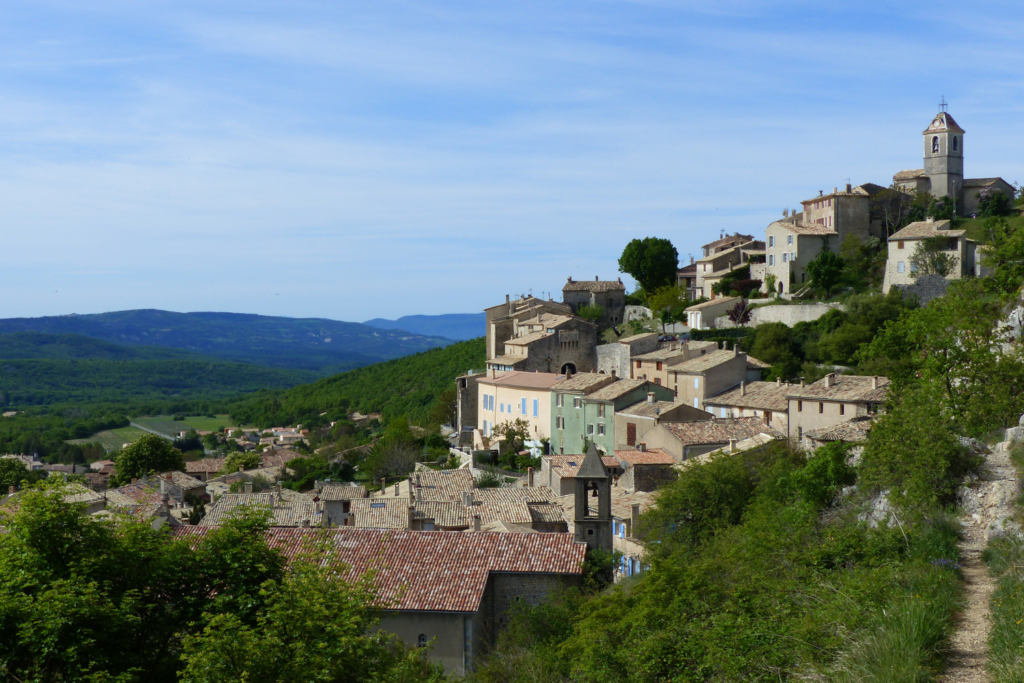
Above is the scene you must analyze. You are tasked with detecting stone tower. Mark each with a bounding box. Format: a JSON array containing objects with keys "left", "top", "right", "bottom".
[
  {"left": 923, "top": 110, "right": 965, "bottom": 204},
  {"left": 573, "top": 444, "right": 612, "bottom": 553}
]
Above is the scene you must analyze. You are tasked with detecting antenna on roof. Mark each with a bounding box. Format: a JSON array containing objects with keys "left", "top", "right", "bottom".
[{"left": 939, "top": 95, "right": 948, "bottom": 113}]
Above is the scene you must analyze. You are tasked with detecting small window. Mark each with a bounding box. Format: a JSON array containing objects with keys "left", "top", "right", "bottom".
[
  {"left": 898, "top": 241, "right": 904, "bottom": 250},
  {"left": 819, "top": 402, "right": 824, "bottom": 414},
  {"left": 953, "top": 136, "right": 958, "bottom": 151},
  {"left": 694, "top": 377, "right": 699, "bottom": 389},
  {"left": 533, "top": 399, "right": 538, "bottom": 417},
  {"left": 787, "top": 235, "right": 793, "bottom": 245},
  {"left": 782, "top": 253, "right": 788, "bottom": 263},
  {"left": 840, "top": 404, "right": 845, "bottom": 416},
  {"left": 656, "top": 361, "right": 663, "bottom": 371},
  {"left": 370, "top": 502, "right": 385, "bottom": 508},
  {"left": 769, "top": 236, "right": 775, "bottom": 247},
  {"left": 598, "top": 404, "right": 605, "bottom": 418},
  {"left": 797, "top": 400, "right": 803, "bottom": 412},
  {"left": 418, "top": 634, "right": 428, "bottom": 648},
  {"left": 769, "top": 254, "right": 774, "bottom": 266},
  {"left": 573, "top": 397, "right": 582, "bottom": 409},
  {"left": 557, "top": 416, "right": 564, "bottom": 430},
  {"left": 521, "top": 398, "right": 527, "bottom": 415},
  {"left": 655, "top": 378, "right": 661, "bottom": 385},
  {"left": 597, "top": 423, "right": 606, "bottom": 436},
  {"left": 636, "top": 360, "right": 641, "bottom": 369},
  {"left": 932, "top": 136, "right": 939, "bottom": 153},
  {"left": 587, "top": 424, "right": 594, "bottom": 435},
  {"left": 897, "top": 261, "right": 905, "bottom": 274},
  {"left": 797, "top": 427, "right": 803, "bottom": 439}
]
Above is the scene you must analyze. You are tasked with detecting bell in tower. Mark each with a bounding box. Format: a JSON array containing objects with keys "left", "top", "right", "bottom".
[
  {"left": 922, "top": 100, "right": 965, "bottom": 207},
  {"left": 573, "top": 443, "right": 613, "bottom": 554}
]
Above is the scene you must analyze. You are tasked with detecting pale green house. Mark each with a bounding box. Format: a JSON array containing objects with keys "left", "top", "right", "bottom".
[{"left": 551, "top": 378, "right": 675, "bottom": 455}]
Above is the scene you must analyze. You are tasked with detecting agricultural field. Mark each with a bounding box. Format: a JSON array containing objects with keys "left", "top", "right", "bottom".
[
  {"left": 133, "top": 414, "right": 236, "bottom": 437},
  {"left": 67, "top": 425, "right": 148, "bottom": 452}
]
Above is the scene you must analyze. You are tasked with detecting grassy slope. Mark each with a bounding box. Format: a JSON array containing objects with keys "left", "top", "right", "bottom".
[{"left": 227, "top": 337, "right": 486, "bottom": 427}]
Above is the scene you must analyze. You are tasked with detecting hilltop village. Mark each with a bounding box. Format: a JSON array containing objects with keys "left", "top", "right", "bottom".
[{"left": 1, "top": 108, "right": 1020, "bottom": 679}]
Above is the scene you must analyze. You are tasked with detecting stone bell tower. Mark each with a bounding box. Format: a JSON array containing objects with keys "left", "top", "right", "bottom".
[
  {"left": 923, "top": 102, "right": 965, "bottom": 205},
  {"left": 573, "top": 443, "right": 612, "bottom": 553}
]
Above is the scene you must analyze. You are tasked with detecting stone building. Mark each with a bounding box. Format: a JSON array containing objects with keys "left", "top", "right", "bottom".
[
  {"left": 882, "top": 219, "right": 977, "bottom": 294},
  {"left": 553, "top": 378, "right": 675, "bottom": 455},
  {"left": 549, "top": 373, "right": 618, "bottom": 454},
  {"left": 763, "top": 218, "right": 837, "bottom": 296},
  {"left": 613, "top": 446, "right": 678, "bottom": 492},
  {"left": 486, "top": 311, "right": 597, "bottom": 375},
  {"left": 642, "top": 417, "right": 784, "bottom": 461},
  {"left": 786, "top": 373, "right": 889, "bottom": 441},
  {"left": 614, "top": 395, "right": 711, "bottom": 448},
  {"left": 799, "top": 183, "right": 887, "bottom": 241},
  {"left": 484, "top": 295, "right": 572, "bottom": 362},
  {"left": 701, "top": 232, "right": 755, "bottom": 258},
  {"left": 892, "top": 109, "right": 1014, "bottom": 215},
  {"left": 667, "top": 347, "right": 750, "bottom": 410},
  {"left": 629, "top": 340, "right": 717, "bottom": 387},
  {"left": 597, "top": 331, "right": 659, "bottom": 378},
  {"left": 455, "top": 370, "right": 485, "bottom": 446},
  {"left": 562, "top": 277, "right": 626, "bottom": 329},
  {"left": 676, "top": 258, "right": 700, "bottom": 299},
  {"left": 573, "top": 445, "right": 613, "bottom": 554},
  {"left": 702, "top": 379, "right": 792, "bottom": 435},
  {"left": 684, "top": 296, "right": 741, "bottom": 330}
]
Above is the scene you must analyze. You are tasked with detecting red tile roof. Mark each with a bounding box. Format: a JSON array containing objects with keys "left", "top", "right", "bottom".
[
  {"left": 172, "top": 527, "right": 585, "bottom": 613},
  {"left": 613, "top": 448, "right": 676, "bottom": 465}
]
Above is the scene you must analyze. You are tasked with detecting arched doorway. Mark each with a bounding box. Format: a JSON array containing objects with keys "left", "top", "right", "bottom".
[
  {"left": 777, "top": 281, "right": 784, "bottom": 295},
  {"left": 560, "top": 362, "right": 577, "bottom": 375}
]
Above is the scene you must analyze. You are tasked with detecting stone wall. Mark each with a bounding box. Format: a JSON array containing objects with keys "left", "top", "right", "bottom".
[
  {"left": 715, "top": 302, "right": 844, "bottom": 329},
  {"left": 597, "top": 343, "right": 631, "bottom": 378},
  {"left": 624, "top": 305, "right": 652, "bottom": 322}
]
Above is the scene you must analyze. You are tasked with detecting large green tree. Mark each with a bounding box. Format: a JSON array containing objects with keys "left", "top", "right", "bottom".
[
  {"left": 618, "top": 238, "right": 679, "bottom": 293},
  {"left": 111, "top": 434, "right": 186, "bottom": 485},
  {"left": 805, "top": 250, "right": 845, "bottom": 298}
]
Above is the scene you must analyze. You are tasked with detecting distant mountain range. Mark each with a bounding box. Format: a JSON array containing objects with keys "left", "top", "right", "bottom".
[
  {"left": 0, "top": 310, "right": 454, "bottom": 374},
  {"left": 363, "top": 313, "right": 485, "bottom": 341}
]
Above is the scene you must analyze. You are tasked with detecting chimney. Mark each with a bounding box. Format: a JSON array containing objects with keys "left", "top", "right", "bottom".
[
  {"left": 776, "top": 378, "right": 781, "bottom": 386},
  {"left": 729, "top": 439, "right": 737, "bottom": 452},
  {"left": 833, "top": 186, "right": 837, "bottom": 194},
  {"left": 407, "top": 504, "right": 416, "bottom": 530},
  {"left": 845, "top": 183, "right": 852, "bottom": 192},
  {"left": 872, "top": 376, "right": 879, "bottom": 390},
  {"left": 274, "top": 483, "right": 282, "bottom": 499},
  {"left": 638, "top": 442, "right": 646, "bottom": 452},
  {"left": 462, "top": 490, "right": 472, "bottom": 506},
  {"left": 302, "top": 518, "right": 310, "bottom": 528},
  {"left": 565, "top": 368, "right": 573, "bottom": 380},
  {"left": 244, "top": 481, "right": 253, "bottom": 494},
  {"left": 631, "top": 503, "right": 641, "bottom": 533},
  {"left": 595, "top": 275, "right": 599, "bottom": 281},
  {"left": 506, "top": 294, "right": 510, "bottom": 303},
  {"left": 647, "top": 392, "right": 655, "bottom": 404},
  {"left": 381, "top": 476, "right": 386, "bottom": 494},
  {"left": 819, "top": 190, "right": 823, "bottom": 196},
  {"left": 800, "top": 378, "right": 806, "bottom": 387},
  {"left": 824, "top": 373, "right": 835, "bottom": 388},
  {"left": 783, "top": 208, "right": 789, "bottom": 217},
  {"left": 611, "top": 369, "right": 617, "bottom": 378},
  {"left": 740, "top": 381, "right": 746, "bottom": 396},
  {"left": 527, "top": 466, "right": 534, "bottom": 487},
  {"left": 394, "top": 483, "right": 400, "bottom": 496},
  {"left": 472, "top": 514, "right": 481, "bottom": 532}
]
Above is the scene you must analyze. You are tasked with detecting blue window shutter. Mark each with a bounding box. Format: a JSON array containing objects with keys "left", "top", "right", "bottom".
[
  {"left": 522, "top": 398, "right": 527, "bottom": 415},
  {"left": 533, "top": 399, "right": 538, "bottom": 417}
]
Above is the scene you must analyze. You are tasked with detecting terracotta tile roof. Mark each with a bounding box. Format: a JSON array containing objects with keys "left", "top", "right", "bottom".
[
  {"left": 888, "top": 220, "right": 964, "bottom": 241},
  {"left": 487, "top": 354, "right": 530, "bottom": 366},
  {"left": 893, "top": 168, "right": 927, "bottom": 180},
  {"left": 416, "top": 501, "right": 471, "bottom": 528},
  {"left": 527, "top": 501, "right": 567, "bottom": 524},
  {"left": 702, "top": 233, "right": 755, "bottom": 251},
  {"left": 158, "top": 471, "right": 206, "bottom": 490},
  {"left": 544, "top": 455, "right": 619, "bottom": 478},
  {"left": 964, "top": 177, "right": 1007, "bottom": 187},
  {"left": 316, "top": 484, "right": 368, "bottom": 501},
  {"left": 805, "top": 416, "right": 875, "bottom": 443},
  {"left": 610, "top": 490, "right": 656, "bottom": 520},
  {"left": 200, "top": 492, "right": 324, "bottom": 527},
  {"left": 676, "top": 264, "right": 697, "bottom": 276},
  {"left": 632, "top": 347, "right": 690, "bottom": 362},
  {"left": 411, "top": 469, "right": 478, "bottom": 501},
  {"left": 616, "top": 400, "right": 683, "bottom": 419},
  {"left": 670, "top": 349, "right": 740, "bottom": 374},
  {"left": 924, "top": 112, "right": 964, "bottom": 134},
  {"left": 173, "top": 526, "right": 586, "bottom": 613},
  {"left": 59, "top": 483, "right": 106, "bottom": 506},
  {"left": 186, "top": 458, "right": 225, "bottom": 474},
  {"left": 660, "top": 417, "right": 784, "bottom": 446},
  {"left": 697, "top": 244, "right": 744, "bottom": 264},
  {"left": 769, "top": 220, "right": 839, "bottom": 236},
  {"left": 350, "top": 498, "right": 412, "bottom": 528},
  {"left": 746, "top": 356, "right": 771, "bottom": 369},
  {"left": 476, "top": 371, "right": 565, "bottom": 389},
  {"left": 261, "top": 450, "right": 301, "bottom": 468},
  {"left": 587, "top": 379, "right": 651, "bottom": 402},
  {"left": 786, "top": 375, "right": 890, "bottom": 402},
  {"left": 468, "top": 486, "right": 559, "bottom": 525},
  {"left": 562, "top": 279, "right": 626, "bottom": 293},
  {"left": 705, "top": 381, "right": 791, "bottom": 411},
  {"left": 504, "top": 331, "right": 552, "bottom": 346},
  {"left": 613, "top": 448, "right": 676, "bottom": 466},
  {"left": 616, "top": 332, "right": 658, "bottom": 345},
  {"left": 685, "top": 296, "right": 739, "bottom": 311},
  {"left": 552, "top": 373, "right": 617, "bottom": 393}
]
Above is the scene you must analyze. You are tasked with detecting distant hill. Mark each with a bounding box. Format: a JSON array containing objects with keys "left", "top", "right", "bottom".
[
  {"left": 363, "top": 313, "right": 485, "bottom": 341},
  {"left": 0, "top": 332, "right": 319, "bottom": 406},
  {"left": 0, "top": 310, "right": 454, "bottom": 373},
  {"left": 228, "top": 337, "right": 486, "bottom": 427}
]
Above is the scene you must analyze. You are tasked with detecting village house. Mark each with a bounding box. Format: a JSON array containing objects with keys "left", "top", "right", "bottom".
[
  {"left": 786, "top": 373, "right": 889, "bottom": 441},
  {"left": 640, "top": 416, "right": 784, "bottom": 461},
  {"left": 763, "top": 217, "right": 838, "bottom": 296},
  {"left": 610, "top": 490, "right": 655, "bottom": 578},
  {"left": 455, "top": 370, "right": 485, "bottom": 446},
  {"left": 549, "top": 372, "right": 618, "bottom": 454},
  {"left": 184, "top": 458, "right": 226, "bottom": 482},
  {"left": 614, "top": 396, "right": 711, "bottom": 448},
  {"left": 613, "top": 446, "right": 677, "bottom": 492},
  {"left": 802, "top": 416, "right": 874, "bottom": 455},
  {"left": 484, "top": 295, "right": 573, "bottom": 362},
  {"left": 200, "top": 483, "right": 324, "bottom": 527},
  {"left": 486, "top": 311, "right": 597, "bottom": 375},
  {"left": 562, "top": 276, "right": 626, "bottom": 329},
  {"left": 312, "top": 483, "right": 368, "bottom": 526},
  {"left": 881, "top": 219, "right": 977, "bottom": 294},
  {"left": 173, "top": 526, "right": 586, "bottom": 677},
  {"left": 475, "top": 370, "right": 564, "bottom": 446},
  {"left": 702, "top": 232, "right": 756, "bottom": 258},
  {"left": 553, "top": 378, "right": 674, "bottom": 455},
  {"left": 702, "top": 379, "right": 792, "bottom": 434},
  {"left": 629, "top": 340, "right": 718, "bottom": 386},
  {"left": 676, "top": 258, "right": 700, "bottom": 299},
  {"left": 667, "top": 347, "right": 751, "bottom": 410},
  {"left": 684, "top": 296, "right": 740, "bottom": 330},
  {"left": 798, "top": 183, "right": 886, "bottom": 241},
  {"left": 596, "top": 331, "right": 659, "bottom": 378},
  {"left": 697, "top": 243, "right": 766, "bottom": 299},
  {"left": 539, "top": 453, "right": 622, "bottom": 495}
]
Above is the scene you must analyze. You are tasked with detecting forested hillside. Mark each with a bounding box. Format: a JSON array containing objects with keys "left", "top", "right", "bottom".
[
  {"left": 228, "top": 337, "right": 485, "bottom": 428},
  {"left": 0, "top": 309, "right": 453, "bottom": 373}
]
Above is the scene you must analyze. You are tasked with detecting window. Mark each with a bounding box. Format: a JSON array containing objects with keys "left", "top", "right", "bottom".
[
  {"left": 897, "top": 261, "right": 905, "bottom": 274},
  {"left": 797, "top": 400, "right": 803, "bottom": 412},
  {"left": 782, "top": 253, "right": 788, "bottom": 263},
  {"left": 587, "top": 424, "right": 594, "bottom": 435},
  {"left": 533, "top": 399, "right": 538, "bottom": 417},
  {"left": 556, "top": 394, "right": 563, "bottom": 408},
  {"left": 787, "top": 235, "right": 793, "bottom": 245},
  {"left": 418, "top": 634, "right": 428, "bottom": 648},
  {"left": 769, "top": 254, "right": 774, "bottom": 266},
  {"left": 499, "top": 402, "right": 504, "bottom": 413},
  {"left": 694, "top": 397, "right": 699, "bottom": 408},
  {"left": 819, "top": 402, "right": 824, "bottom": 414},
  {"left": 598, "top": 404, "right": 605, "bottom": 418},
  {"left": 597, "top": 423, "right": 606, "bottom": 436},
  {"left": 932, "top": 136, "right": 939, "bottom": 153},
  {"left": 797, "top": 426, "right": 803, "bottom": 439},
  {"left": 769, "top": 235, "right": 775, "bottom": 247},
  {"left": 910, "top": 261, "right": 918, "bottom": 274},
  {"left": 636, "top": 360, "right": 641, "bottom": 369},
  {"left": 840, "top": 404, "right": 845, "bottom": 416},
  {"left": 626, "top": 422, "right": 637, "bottom": 446},
  {"left": 656, "top": 361, "right": 663, "bottom": 371},
  {"left": 791, "top": 251, "right": 796, "bottom": 261},
  {"left": 953, "top": 136, "right": 958, "bottom": 151},
  {"left": 655, "top": 378, "right": 661, "bottom": 385},
  {"left": 898, "top": 241, "right": 904, "bottom": 250},
  {"left": 694, "top": 377, "right": 699, "bottom": 388},
  {"left": 573, "top": 397, "right": 582, "bottom": 409},
  {"left": 521, "top": 398, "right": 527, "bottom": 415},
  {"left": 557, "top": 416, "right": 564, "bottom": 430}
]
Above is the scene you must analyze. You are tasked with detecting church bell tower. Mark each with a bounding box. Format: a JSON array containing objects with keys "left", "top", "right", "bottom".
[
  {"left": 923, "top": 100, "right": 965, "bottom": 205},
  {"left": 573, "top": 444, "right": 612, "bottom": 554}
]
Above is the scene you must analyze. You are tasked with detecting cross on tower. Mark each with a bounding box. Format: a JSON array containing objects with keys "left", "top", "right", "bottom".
[{"left": 939, "top": 96, "right": 948, "bottom": 112}]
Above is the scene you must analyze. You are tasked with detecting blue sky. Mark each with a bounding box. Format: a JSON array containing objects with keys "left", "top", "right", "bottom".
[{"left": 2, "top": 1, "right": 1023, "bottom": 322}]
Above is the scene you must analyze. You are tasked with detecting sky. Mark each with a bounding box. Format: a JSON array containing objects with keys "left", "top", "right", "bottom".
[{"left": 1, "top": 1, "right": 1023, "bottom": 322}]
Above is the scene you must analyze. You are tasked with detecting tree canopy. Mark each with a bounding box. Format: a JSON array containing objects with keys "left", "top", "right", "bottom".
[
  {"left": 111, "top": 434, "right": 185, "bottom": 485},
  {"left": 618, "top": 237, "right": 679, "bottom": 293}
]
